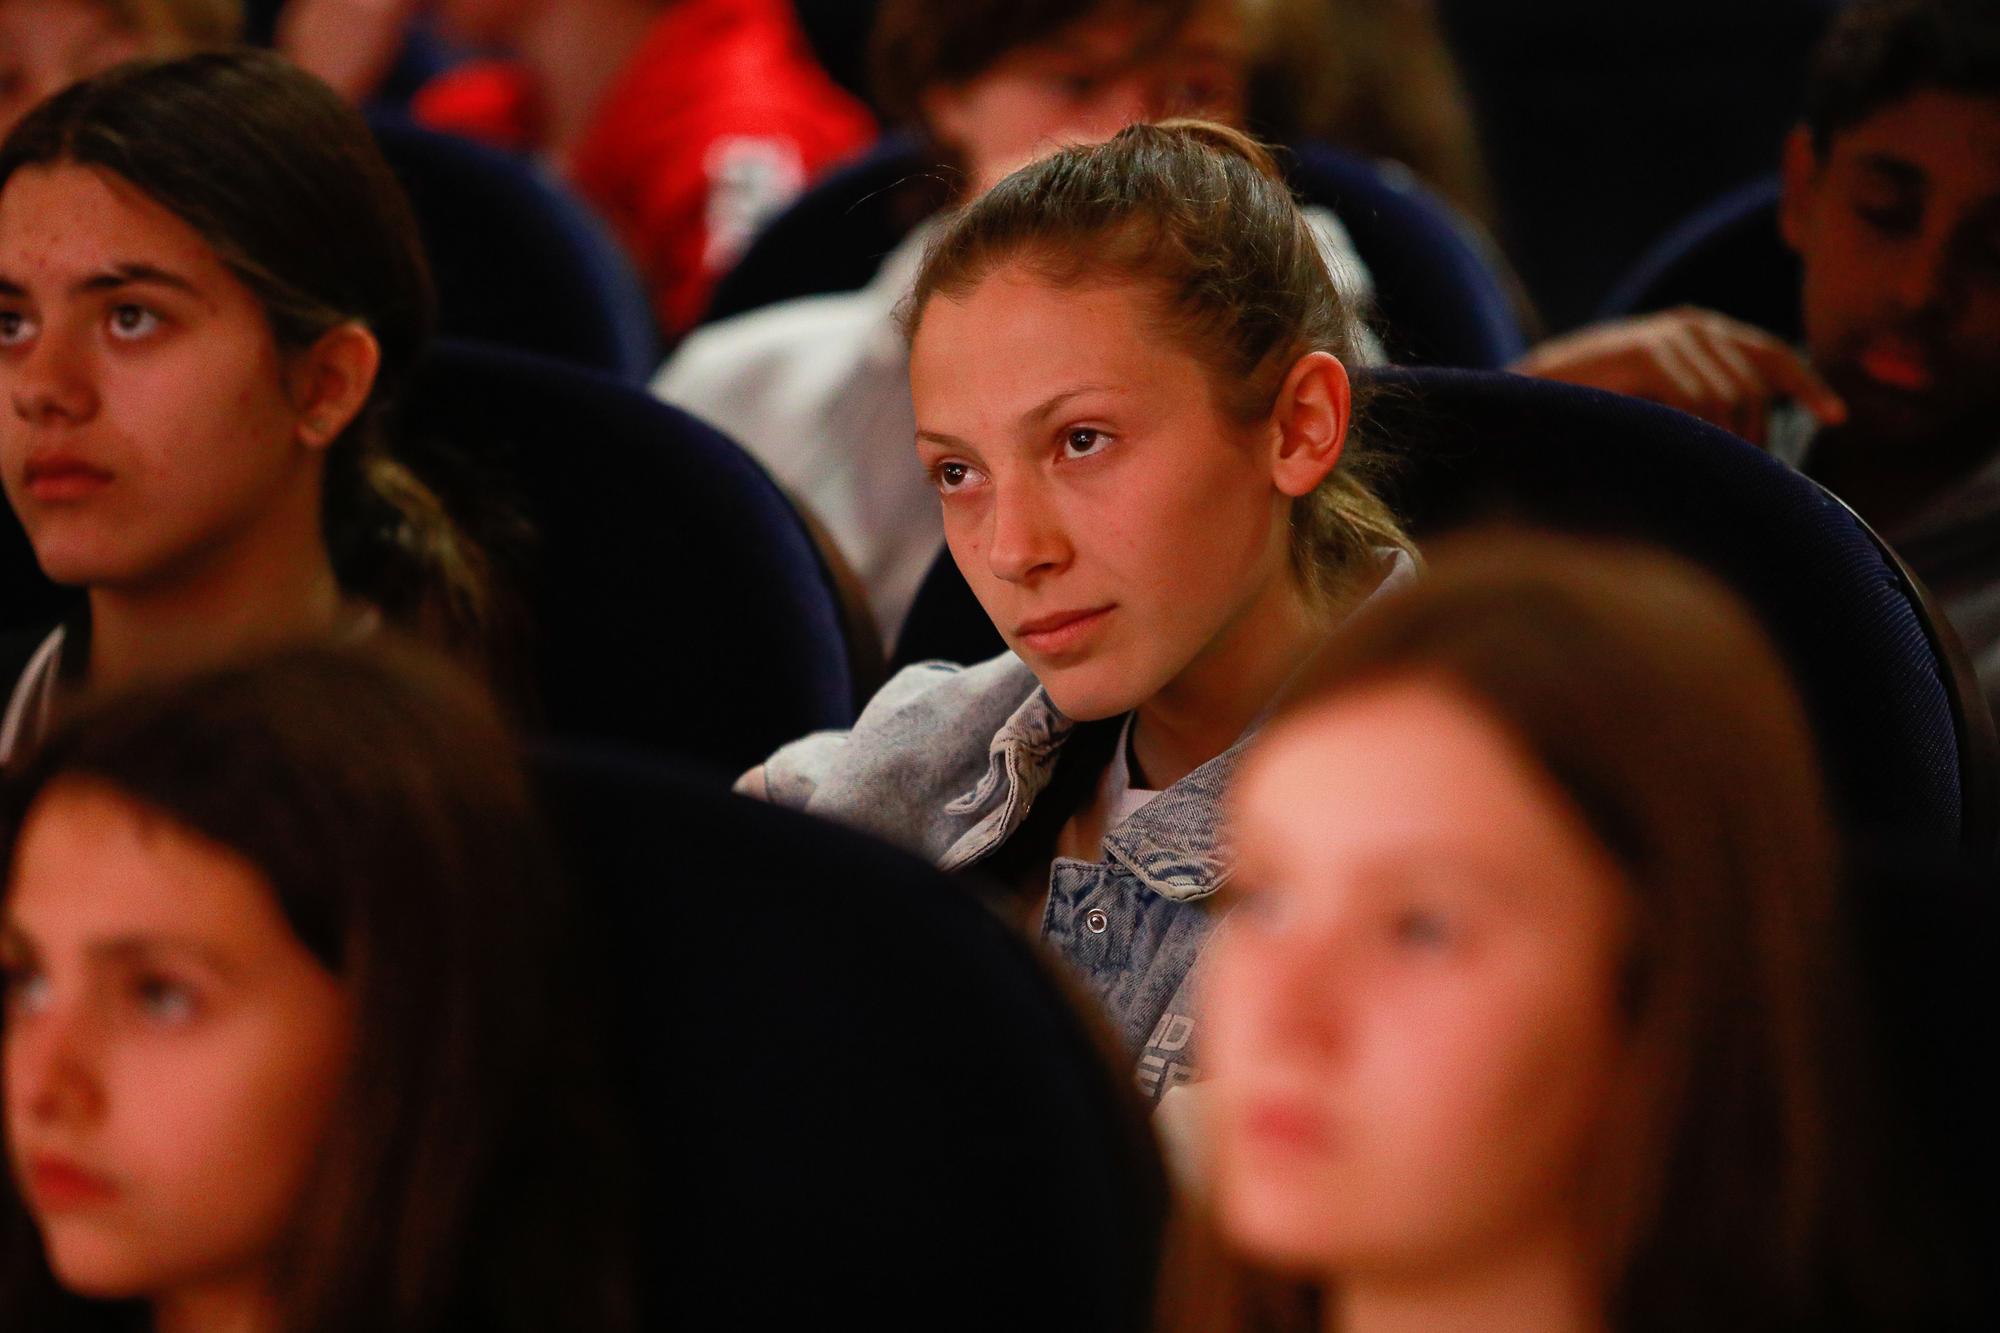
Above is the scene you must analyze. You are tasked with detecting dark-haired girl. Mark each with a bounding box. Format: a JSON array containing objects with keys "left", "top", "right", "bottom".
[
  {"left": 743, "top": 120, "right": 1415, "bottom": 1099},
  {"left": 0, "top": 642, "right": 632, "bottom": 1333},
  {"left": 0, "top": 49, "right": 489, "bottom": 766}
]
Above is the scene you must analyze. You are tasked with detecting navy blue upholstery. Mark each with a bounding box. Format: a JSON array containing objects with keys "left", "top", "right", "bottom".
[
  {"left": 892, "top": 368, "right": 1985, "bottom": 857},
  {"left": 1286, "top": 142, "right": 1525, "bottom": 368},
  {"left": 700, "top": 135, "right": 1526, "bottom": 368},
  {"left": 1596, "top": 176, "right": 1803, "bottom": 340},
  {"left": 368, "top": 114, "right": 662, "bottom": 382},
  {"left": 401, "top": 342, "right": 853, "bottom": 775},
  {"left": 535, "top": 743, "right": 1166, "bottom": 1329},
  {"left": 698, "top": 130, "right": 948, "bottom": 324}
]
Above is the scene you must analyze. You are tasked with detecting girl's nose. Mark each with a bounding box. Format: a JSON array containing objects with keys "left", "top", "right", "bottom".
[{"left": 9, "top": 323, "right": 100, "bottom": 427}]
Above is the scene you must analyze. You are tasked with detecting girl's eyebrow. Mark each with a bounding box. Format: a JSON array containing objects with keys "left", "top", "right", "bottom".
[
  {"left": 0, "top": 263, "right": 200, "bottom": 300},
  {"left": 72, "top": 262, "right": 200, "bottom": 298},
  {"left": 917, "top": 383, "right": 1124, "bottom": 449},
  {"left": 84, "top": 935, "right": 238, "bottom": 977},
  {"left": 1020, "top": 383, "right": 1118, "bottom": 429}
]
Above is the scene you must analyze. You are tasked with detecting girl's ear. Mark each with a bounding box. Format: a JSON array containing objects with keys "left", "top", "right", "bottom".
[
  {"left": 1268, "top": 351, "right": 1350, "bottom": 498},
  {"left": 289, "top": 321, "right": 381, "bottom": 452}
]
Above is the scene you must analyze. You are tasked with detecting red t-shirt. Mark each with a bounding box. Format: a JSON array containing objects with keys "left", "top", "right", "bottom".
[{"left": 413, "top": 0, "right": 876, "bottom": 334}]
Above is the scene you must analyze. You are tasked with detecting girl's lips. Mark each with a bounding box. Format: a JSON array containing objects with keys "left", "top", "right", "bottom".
[
  {"left": 1239, "top": 1098, "right": 1335, "bottom": 1154},
  {"left": 22, "top": 458, "right": 113, "bottom": 503},
  {"left": 25, "top": 1155, "right": 121, "bottom": 1209},
  {"left": 1857, "top": 340, "right": 1935, "bottom": 393},
  {"left": 1016, "top": 606, "right": 1114, "bottom": 656}
]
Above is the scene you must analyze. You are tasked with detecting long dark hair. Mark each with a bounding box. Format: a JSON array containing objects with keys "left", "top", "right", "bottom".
[
  {"left": 0, "top": 643, "right": 633, "bottom": 1333},
  {"left": 1166, "top": 530, "right": 1872, "bottom": 1331},
  {"left": 0, "top": 49, "right": 493, "bottom": 661}
]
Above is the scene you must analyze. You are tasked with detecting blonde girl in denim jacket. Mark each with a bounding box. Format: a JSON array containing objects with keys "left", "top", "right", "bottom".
[{"left": 741, "top": 120, "right": 1418, "bottom": 1101}]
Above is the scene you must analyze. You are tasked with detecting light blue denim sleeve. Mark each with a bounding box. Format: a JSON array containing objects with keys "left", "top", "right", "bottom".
[{"left": 747, "top": 660, "right": 970, "bottom": 810}]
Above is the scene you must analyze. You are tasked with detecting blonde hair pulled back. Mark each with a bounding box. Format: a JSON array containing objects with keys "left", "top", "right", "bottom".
[{"left": 903, "top": 119, "right": 1415, "bottom": 603}]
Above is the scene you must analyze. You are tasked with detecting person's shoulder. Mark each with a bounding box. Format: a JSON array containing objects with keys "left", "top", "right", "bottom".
[
  {"left": 759, "top": 652, "right": 1040, "bottom": 811},
  {"left": 660, "top": 285, "right": 887, "bottom": 390},
  {"left": 651, "top": 288, "right": 903, "bottom": 462}
]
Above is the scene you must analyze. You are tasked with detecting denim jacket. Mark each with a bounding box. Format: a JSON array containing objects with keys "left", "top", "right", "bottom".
[{"left": 749, "top": 550, "right": 1418, "bottom": 1103}]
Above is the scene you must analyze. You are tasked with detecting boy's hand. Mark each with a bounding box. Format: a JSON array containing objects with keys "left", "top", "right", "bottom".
[{"left": 1512, "top": 307, "right": 1848, "bottom": 446}]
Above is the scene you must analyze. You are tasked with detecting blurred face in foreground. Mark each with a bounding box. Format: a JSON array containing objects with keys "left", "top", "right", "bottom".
[
  {"left": 1207, "top": 679, "right": 1629, "bottom": 1283},
  {"left": 2, "top": 782, "right": 352, "bottom": 1311}
]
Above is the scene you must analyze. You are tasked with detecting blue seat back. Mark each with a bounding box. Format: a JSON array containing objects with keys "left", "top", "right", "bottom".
[
  {"left": 701, "top": 135, "right": 1526, "bottom": 367},
  {"left": 1596, "top": 176, "right": 1802, "bottom": 338},
  {"left": 369, "top": 114, "right": 662, "bottom": 382},
  {"left": 1286, "top": 142, "right": 1525, "bottom": 368},
  {"left": 401, "top": 342, "right": 853, "bottom": 774},
  {"left": 535, "top": 743, "right": 1167, "bottom": 1328},
  {"left": 699, "top": 131, "right": 947, "bottom": 324}
]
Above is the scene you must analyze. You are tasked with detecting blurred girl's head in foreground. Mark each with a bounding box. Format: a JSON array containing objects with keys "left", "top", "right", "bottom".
[
  {"left": 1204, "top": 530, "right": 1849, "bottom": 1332},
  {"left": 0, "top": 642, "right": 628, "bottom": 1333}
]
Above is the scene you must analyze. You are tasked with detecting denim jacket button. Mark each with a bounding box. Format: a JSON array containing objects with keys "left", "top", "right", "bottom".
[{"left": 1085, "top": 908, "right": 1109, "bottom": 934}]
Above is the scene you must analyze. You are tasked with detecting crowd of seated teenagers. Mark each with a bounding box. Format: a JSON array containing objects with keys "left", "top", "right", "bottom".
[
  {"left": 0, "top": 2, "right": 1993, "bottom": 1331},
  {"left": 0, "top": 546, "right": 1985, "bottom": 1330}
]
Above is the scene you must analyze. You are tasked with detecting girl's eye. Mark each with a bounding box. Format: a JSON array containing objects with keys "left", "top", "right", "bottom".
[
  {"left": 1855, "top": 201, "right": 1919, "bottom": 237},
  {"left": 1060, "top": 428, "right": 1110, "bottom": 460},
  {"left": 1225, "top": 886, "right": 1296, "bottom": 936},
  {"left": 1391, "top": 907, "right": 1455, "bottom": 951},
  {"left": 932, "top": 459, "right": 986, "bottom": 495},
  {"left": 1, "top": 965, "right": 52, "bottom": 1019},
  {"left": 132, "top": 975, "right": 198, "bottom": 1025},
  {"left": 0, "top": 310, "right": 34, "bottom": 348},
  {"left": 1050, "top": 72, "right": 1101, "bottom": 100},
  {"left": 107, "top": 304, "right": 160, "bottom": 340}
]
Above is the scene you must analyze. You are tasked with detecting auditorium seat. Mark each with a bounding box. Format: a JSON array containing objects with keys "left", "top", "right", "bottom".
[
  {"left": 1286, "top": 142, "right": 1525, "bottom": 368},
  {"left": 368, "top": 114, "right": 662, "bottom": 382},
  {"left": 1595, "top": 176, "right": 1801, "bottom": 339},
  {"left": 697, "top": 130, "right": 946, "bottom": 324},
  {"left": 891, "top": 368, "right": 1995, "bottom": 861},
  {"left": 535, "top": 743, "right": 1168, "bottom": 1329},
  {"left": 699, "top": 135, "right": 1527, "bottom": 368},
  {"left": 402, "top": 341, "right": 855, "bottom": 775}
]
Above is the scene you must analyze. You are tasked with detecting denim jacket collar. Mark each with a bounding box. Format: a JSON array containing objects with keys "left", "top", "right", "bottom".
[
  {"left": 932, "top": 548, "right": 1419, "bottom": 898},
  {"left": 936, "top": 679, "right": 1247, "bottom": 902}
]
